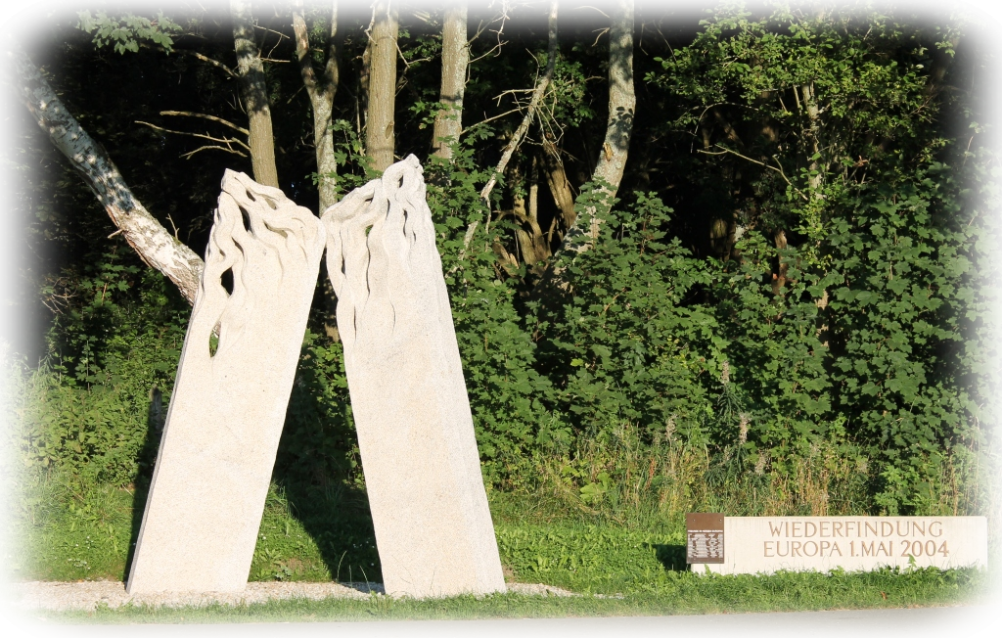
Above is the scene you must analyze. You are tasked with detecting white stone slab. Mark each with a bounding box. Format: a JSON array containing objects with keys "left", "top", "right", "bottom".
[
  {"left": 701, "top": 516, "right": 988, "bottom": 576},
  {"left": 322, "top": 155, "right": 506, "bottom": 598},
  {"left": 127, "top": 171, "right": 326, "bottom": 593}
]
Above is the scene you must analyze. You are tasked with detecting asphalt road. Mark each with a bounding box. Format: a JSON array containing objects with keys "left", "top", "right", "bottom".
[{"left": 9, "top": 604, "right": 1000, "bottom": 638}]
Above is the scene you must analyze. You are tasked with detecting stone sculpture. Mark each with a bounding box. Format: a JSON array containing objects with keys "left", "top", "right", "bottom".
[
  {"left": 323, "top": 155, "right": 507, "bottom": 597},
  {"left": 127, "top": 171, "right": 326, "bottom": 593}
]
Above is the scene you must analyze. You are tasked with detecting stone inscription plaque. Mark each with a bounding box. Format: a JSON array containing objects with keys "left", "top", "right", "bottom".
[
  {"left": 700, "top": 516, "right": 988, "bottom": 576},
  {"left": 687, "top": 513, "right": 725, "bottom": 564}
]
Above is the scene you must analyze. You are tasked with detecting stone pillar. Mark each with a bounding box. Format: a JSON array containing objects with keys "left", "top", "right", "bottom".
[
  {"left": 322, "top": 155, "right": 506, "bottom": 597},
  {"left": 127, "top": 171, "right": 326, "bottom": 593}
]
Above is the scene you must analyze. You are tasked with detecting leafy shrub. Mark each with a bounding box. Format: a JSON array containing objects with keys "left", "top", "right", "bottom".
[
  {"left": 19, "top": 260, "right": 186, "bottom": 486},
  {"left": 535, "top": 189, "right": 719, "bottom": 444},
  {"left": 18, "top": 163, "right": 990, "bottom": 518},
  {"left": 710, "top": 231, "right": 832, "bottom": 459},
  {"left": 18, "top": 371, "right": 147, "bottom": 485},
  {"left": 825, "top": 165, "right": 984, "bottom": 513},
  {"left": 424, "top": 138, "right": 558, "bottom": 477}
]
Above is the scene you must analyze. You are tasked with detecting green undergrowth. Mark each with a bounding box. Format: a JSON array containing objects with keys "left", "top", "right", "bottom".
[{"left": 10, "top": 471, "right": 993, "bottom": 621}]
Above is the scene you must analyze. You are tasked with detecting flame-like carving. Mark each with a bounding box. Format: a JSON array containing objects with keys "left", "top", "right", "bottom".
[
  {"left": 127, "top": 171, "right": 325, "bottom": 594},
  {"left": 193, "top": 170, "right": 325, "bottom": 361},
  {"left": 322, "top": 155, "right": 506, "bottom": 598}
]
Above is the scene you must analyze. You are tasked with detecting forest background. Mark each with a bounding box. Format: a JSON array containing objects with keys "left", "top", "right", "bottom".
[{"left": 2, "top": 0, "right": 1001, "bottom": 585}]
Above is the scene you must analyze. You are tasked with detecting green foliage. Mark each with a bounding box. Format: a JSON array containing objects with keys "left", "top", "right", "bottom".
[
  {"left": 1, "top": 0, "right": 181, "bottom": 52},
  {"left": 711, "top": 231, "right": 832, "bottom": 454},
  {"left": 537, "top": 190, "right": 719, "bottom": 442},
  {"left": 12, "top": 2, "right": 997, "bottom": 572},
  {"left": 77, "top": 10, "right": 181, "bottom": 54},
  {"left": 825, "top": 165, "right": 982, "bottom": 513},
  {"left": 272, "top": 328, "right": 359, "bottom": 489},
  {"left": 424, "top": 137, "right": 557, "bottom": 474},
  {"left": 19, "top": 256, "right": 186, "bottom": 486},
  {"left": 18, "top": 370, "right": 149, "bottom": 486}
]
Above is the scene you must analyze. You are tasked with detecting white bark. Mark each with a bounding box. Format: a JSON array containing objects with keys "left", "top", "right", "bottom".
[
  {"left": 591, "top": 0, "right": 635, "bottom": 198},
  {"left": 432, "top": 2, "right": 469, "bottom": 160},
  {"left": 292, "top": 0, "right": 340, "bottom": 211},
  {"left": 558, "top": 0, "right": 635, "bottom": 255},
  {"left": 11, "top": 49, "right": 204, "bottom": 305}
]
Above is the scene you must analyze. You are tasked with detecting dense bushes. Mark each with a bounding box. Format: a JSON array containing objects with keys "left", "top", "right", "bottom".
[
  {"left": 1, "top": 154, "right": 1002, "bottom": 520},
  {"left": 825, "top": 167, "right": 984, "bottom": 513}
]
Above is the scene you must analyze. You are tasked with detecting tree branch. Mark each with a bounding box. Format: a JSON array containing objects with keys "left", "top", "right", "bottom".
[
  {"left": 177, "top": 49, "right": 238, "bottom": 79},
  {"left": 137, "top": 120, "right": 250, "bottom": 153},
  {"left": 12, "top": 49, "right": 204, "bottom": 305},
  {"left": 180, "top": 144, "right": 248, "bottom": 159},
  {"left": 480, "top": 0, "right": 558, "bottom": 203},
  {"left": 159, "top": 110, "right": 250, "bottom": 135},
  {"left": 698, "top": 144, "right": 808, "bottom": 201}
]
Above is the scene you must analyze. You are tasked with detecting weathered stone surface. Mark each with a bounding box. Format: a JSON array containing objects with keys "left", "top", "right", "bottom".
[
  {"left": 698, "top": 516, "right": 987, "bottom": 576},
  {"left": 127, "top": 171, "right": 326, "bottom": 594},
  {"left": 322, "top": 155, "right": 506, "bottom": 598}
]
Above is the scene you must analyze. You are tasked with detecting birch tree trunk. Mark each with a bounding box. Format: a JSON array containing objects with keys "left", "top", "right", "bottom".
[
  {"left": 231, "top": 0, "right": 280, "bottom": 188},
  {"left": 558, "top": 0, "right": 635, "bottom": 255},
  {"left": 432, "top": 2, "right": 469, "bottom": 160},
  {"left": 591, "top": 0, "right": 635, "bottom": 197},
  {"left": 366, "top": 0, "right": 399, "bottom": 172},
  {"left": 292, "top": 0, "right": 340, "bottom": 211},
  {"left": 12, "top": 50, "right": 204, "bottom": 305}
]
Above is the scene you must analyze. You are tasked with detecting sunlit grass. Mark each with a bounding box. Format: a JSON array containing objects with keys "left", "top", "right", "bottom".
[{"left": 9, "top": 398, "right": 996, "bottom": 622}]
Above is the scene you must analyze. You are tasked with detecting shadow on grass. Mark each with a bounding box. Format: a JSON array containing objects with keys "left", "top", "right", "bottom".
[
  {"left": 122, "top": 386, "right": 165, "bottom": 582},
  {"left": 271, "top": 347, "right": 383, "bottom": 584},
  {"left": 276, "top": 479, "right": 382, "bottom": 584},
  {"left": 651, "top": 543, "right": 688, "bottom": 572},
  {"left": 121, "top": 350, "right": 383, "bottom": 586}
]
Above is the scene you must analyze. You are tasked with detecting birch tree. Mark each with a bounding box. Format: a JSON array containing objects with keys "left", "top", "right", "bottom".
[
  {"left": 432, "top": 2, "right": 469, "bottom": 160},
  {"left": 12, "top": 50, "right": 204, "bottom": 305},
  {"left": 590, "top": 0, "right": 635, "bottom": 203},
  {"left": 292, "top": 0, "right": 340, "bottom": 211},
  {"left": 558, "top": 0, "right": 635, "bottom": 254}
]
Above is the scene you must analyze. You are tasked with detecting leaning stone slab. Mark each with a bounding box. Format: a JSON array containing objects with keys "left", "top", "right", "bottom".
[
  {"left": 688, "top": 515, "right": 988, "bottom": 576},
  {"left": 322, "top": 155, "right": 506, "bottom": 598},
  {"left": 127, "top": 171, "right": 326, "bottom": 593}
]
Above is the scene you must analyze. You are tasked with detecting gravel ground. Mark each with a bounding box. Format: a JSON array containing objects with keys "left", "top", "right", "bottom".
[{"left": 11, "top": 581, "right": 577, "bottom": 612}]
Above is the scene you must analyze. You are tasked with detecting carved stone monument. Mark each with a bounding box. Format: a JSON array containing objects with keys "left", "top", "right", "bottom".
[
  {"left": 323, "top": 155, "right": 507, "bottom": 597},
  {"left": 688, "top": 515, "right": 988, "bottom": 575},
  {"left": 127, "top": 171, "right": 326, "bottom": 593}
]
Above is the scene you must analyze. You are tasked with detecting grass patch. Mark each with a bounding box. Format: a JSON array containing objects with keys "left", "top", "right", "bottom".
[
  {"left": 11, "top": 473, "right": 381, "bottom": 584},
  {"left": 33, "top": 566, "right": 987, "bottom": 624},
  {"left": 11, "top": 471, "right": 992, "bottom": 624},
  {"left": 0, "top": 442, "right": 997, "bottom": 620}
]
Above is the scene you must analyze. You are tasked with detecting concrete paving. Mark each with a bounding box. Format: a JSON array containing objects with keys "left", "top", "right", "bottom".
[{"left": 1, "top": 604, "right": 1002, "bottom": 636}]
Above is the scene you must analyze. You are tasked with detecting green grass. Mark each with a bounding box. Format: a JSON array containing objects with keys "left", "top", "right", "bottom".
[
  {"left": 33, "top": 567, "right": 988, "bottom": 624},
  {"left": 11, "top": 473, "right": 380, "bottom": 584},
  {"left": 11, "top": 470, "right": 994, "bottom": 624}
]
